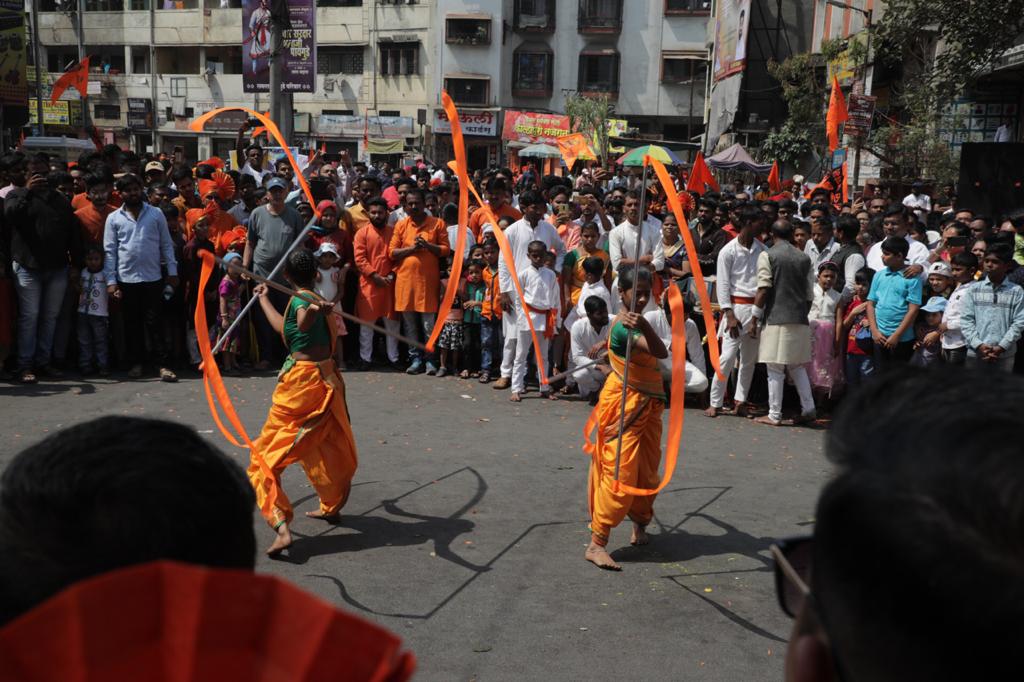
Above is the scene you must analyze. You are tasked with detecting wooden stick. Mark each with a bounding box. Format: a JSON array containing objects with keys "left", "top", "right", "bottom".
[
  {"left": 613, "top": 161, "right": 650, "bottom": 481},
  {"left": 208, "top": 252, "right": 429, "bottom": 353},
  {"left": 546, "top": 353, "right": 608, "bottom": 384}
]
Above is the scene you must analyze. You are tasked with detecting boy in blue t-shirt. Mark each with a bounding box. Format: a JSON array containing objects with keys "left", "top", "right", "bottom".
[{"left": 866, "top": 236, "right": 923, "bottom": 370}]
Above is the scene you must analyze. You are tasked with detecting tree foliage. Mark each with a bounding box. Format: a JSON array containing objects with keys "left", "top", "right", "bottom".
[
  {"left": 565, "top": 93, "right": 612, "bottom": 163},
  {"left": 873, "top": 0, "right": 1024, "bottom": 112},
  {"left": 759, "top": 53, "right": 826, "bottom": 166}
]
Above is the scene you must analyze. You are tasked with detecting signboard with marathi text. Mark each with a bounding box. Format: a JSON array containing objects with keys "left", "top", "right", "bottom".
[
  {"left": 433, "top": 108, "right": 497, "bottom": 137},
  {"left": 501, "top": 110, "right": 570, "bottom": 144},
  {"left": 712, "top": 0, "right": 751, "bottom": 82},
  {"left": 846, "top": 94, "right": 876, "bottom": 138},
  {"left": 242, "top": 0, "right": 316, "bottom": 93}
]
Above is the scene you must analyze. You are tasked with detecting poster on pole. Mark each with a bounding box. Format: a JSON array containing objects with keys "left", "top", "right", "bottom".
[
  {"left": 846, "top": 94, "right": 876, "bottom": 138},
  {"left": 242, "top": 0, "right": 316, "bottom": 94},
  {"left": 712, "top": 0, "right": 752, "bottom": 82}
]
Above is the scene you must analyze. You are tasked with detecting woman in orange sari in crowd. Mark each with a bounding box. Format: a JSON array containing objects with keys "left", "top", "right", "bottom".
[
  {"left": 248, "top": 248, "right": 358, "bottom": 556},
  {"left": 585, "top": 264, "right": 668, "bottom": 571}
]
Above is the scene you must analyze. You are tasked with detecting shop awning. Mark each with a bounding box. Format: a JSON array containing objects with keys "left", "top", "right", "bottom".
[{"left": 368, "top": 138, "right": 404, "bottom": 154}]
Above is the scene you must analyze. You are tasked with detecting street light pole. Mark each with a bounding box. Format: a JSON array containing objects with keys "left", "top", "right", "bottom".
[{"left": 30, "top": 0, "right": 43, "bottom": 136}]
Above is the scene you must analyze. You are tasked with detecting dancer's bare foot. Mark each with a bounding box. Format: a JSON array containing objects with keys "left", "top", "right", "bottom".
[
  {"left": 630, "top": 523, "right": 650, "bottom": 546},
  {"left": 509, "top": 392, "right": 522, "bottom": 402},
  {"left": 266, "top": 523, "right": 292, "bottom": 556},
  {"left": 585, "top": 541, "right": 621, "bottom": 571},
  {"left": 704, "top": 406, "right": 719, "bottom": 418},
  {"left": 305, "top": 510, "right": 341, "bottom": 522}
]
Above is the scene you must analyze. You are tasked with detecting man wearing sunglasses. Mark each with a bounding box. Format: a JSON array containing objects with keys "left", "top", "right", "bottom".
[{"left": 773, "top": 367, "right": 1023, "bottom": 681}]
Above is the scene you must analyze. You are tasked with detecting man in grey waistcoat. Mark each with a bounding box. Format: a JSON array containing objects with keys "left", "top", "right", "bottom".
[{"left": 751, "top": 219, "right": 817, "bottom": 426}]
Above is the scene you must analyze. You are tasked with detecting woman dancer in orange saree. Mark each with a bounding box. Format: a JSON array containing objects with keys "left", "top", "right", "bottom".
[
  {"left": 249, "top": 249, "right": 358, "bottom": 555},
  {"left": 585, "top": 265, "right": 668, "bottom": 571}
]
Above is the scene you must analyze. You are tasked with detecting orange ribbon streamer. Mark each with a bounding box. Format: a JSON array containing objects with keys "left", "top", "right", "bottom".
[
  {"left": 648, "top": 156, "right": 724, "bottom": 381},
  {"left": 582, "top": 283, "right": 689, "bottom": 496},
  {"left": 426, "top": 92, "right": 469, "bottom": 353},
  {"left": 195, "top": 251, "right": 282, "bottom": 512},
  {"left": 190, "top": 106, "right": 319, "bottom": 217}
]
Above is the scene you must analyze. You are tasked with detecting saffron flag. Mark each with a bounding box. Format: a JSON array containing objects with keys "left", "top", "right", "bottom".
[
  {"left": 768, "top": 160, "right": 782, "bottom": 194},
  {"left": 825, "top": 75, "right": 849, "bottom": 152},
  {"left": 685, "top": 151, "right": 720, "bottom": 195},
  {"left": 556, "top": 133, "right": 595, "bottom": 171},
  {"left": 50, "top": 57, "right": 90, "bottom": 104}
]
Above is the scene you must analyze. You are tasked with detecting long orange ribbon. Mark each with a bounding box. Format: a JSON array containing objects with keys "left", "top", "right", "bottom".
[
  {"left": 426, "top": 92, "right": 469, "bottom": 353},
  {"left": 582, "top": 282, "right": 688, "bottom": 496},
  {"left": 190, "top": 106, "right": 319, "bottom": 217},
  {"left": 648, "top": 157, "right": 724, "bottom": 381}
]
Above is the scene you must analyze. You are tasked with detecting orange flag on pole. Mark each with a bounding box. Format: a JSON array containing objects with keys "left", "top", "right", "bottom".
[
  {"left": 685, "top": 151, "right": 720, "bottom": 195},
  {"left": 825, "top": 75, "right": 849, "bottom": 152},
  {"left": 768, "top": 160, "right": 782, "bottom": 193},
  {"left": 50, "top": 57, "right": 90, "bottom": 104},
  {"left": 556, "top": 133, "right": 594, "bottom": 171}
]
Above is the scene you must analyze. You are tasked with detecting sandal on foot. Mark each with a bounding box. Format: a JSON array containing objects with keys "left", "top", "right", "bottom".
[{"left": 159, "top": 368, "right": 178, "bottom": 383}]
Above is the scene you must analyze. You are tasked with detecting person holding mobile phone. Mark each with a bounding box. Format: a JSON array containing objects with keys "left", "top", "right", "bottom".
[{"left": 5, "top": 152, "right": 81, "bottom": 384}]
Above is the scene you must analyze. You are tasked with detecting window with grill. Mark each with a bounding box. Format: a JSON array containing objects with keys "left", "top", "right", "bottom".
[
  {"left": 512, "top": 51, "right": 553, "bottom": 96},
  {"left": 444, "top": 78, "right": 489, "bottom": 106},
  {"left": 94, "top": 104, "right": 121, "bottom": 120},
  {"left": 665, "top": 0, "right": 711, "bottom": 13},
  {"left": 514, "top": 0, "right": 555, "bottom": 31},
  {"left": 379, "top": 43, "right": 419, "bottom": 76},
  {"left": 446, "top": 17, "right": 491, "bottom": 45},
  {"left": 661, "top": 53, "right": 707, "bottom": 83},
  {"left": 578, "top": 52, "right": 620, "bottom": 94},
  {"left": 317, "top": 46, "right": 365, "bottom": 75},
  {"left": 578, "top": 0, "right": 622, "bottom": 32}
]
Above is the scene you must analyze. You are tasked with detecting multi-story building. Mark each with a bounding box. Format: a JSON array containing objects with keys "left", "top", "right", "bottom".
[{"left": 33, "top": 0, "right": 711, "bottom": 165}]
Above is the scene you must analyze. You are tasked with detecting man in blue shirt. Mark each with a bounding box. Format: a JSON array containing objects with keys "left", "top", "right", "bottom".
[
  {"left": 960, "top": 241, "right": 1024, "bottom": 372},
  {"left": 104, "top": 174, "right": 179, "bottom": 381},
  {"left": 866, "top": 236, "right": 922, "bottom": 371}
]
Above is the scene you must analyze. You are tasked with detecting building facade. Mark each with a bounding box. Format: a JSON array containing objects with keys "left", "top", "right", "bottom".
[{"left": 33, "top": 0, "right": 711, "bottom": 164}]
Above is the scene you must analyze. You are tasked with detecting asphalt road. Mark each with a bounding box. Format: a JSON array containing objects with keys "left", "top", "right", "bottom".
[{"left": 0, "top": 369, "right": 831, "bottom": 681}]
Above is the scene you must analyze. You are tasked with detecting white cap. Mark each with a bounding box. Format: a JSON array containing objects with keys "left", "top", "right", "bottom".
[
  {"left": 314, "top": 242, "right": 339, "bottom": 257},
  {"left": 928, "top": 261, "right": 952, "bottom": 278}
]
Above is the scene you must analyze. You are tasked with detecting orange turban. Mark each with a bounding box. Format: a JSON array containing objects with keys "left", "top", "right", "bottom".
[{"left": 198, "top": 171, "right": 235, "bottom": 202}]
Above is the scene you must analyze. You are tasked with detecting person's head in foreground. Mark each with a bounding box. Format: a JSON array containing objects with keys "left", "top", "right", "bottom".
[
  {"left": 777, "top": 367, "right": 1024, "bottom": 681},
  {"left": 0, "top": 416, "right": 256, "bottom": 625}
]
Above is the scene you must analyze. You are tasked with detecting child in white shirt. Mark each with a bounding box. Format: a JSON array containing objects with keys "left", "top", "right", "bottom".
[
  {"left": 569, "top": 296, "right": 611, "bottom": 401},
  {"left": 314, "top": 242, "right": 348, "bottom": 370},
  {"left": 77, "top": 245, "right": 110, "bottom": 375},
  {"left": 808, "top": 261, "right": 842, "bottom": 394},
  {"left": 564, "top": 256, "right": 611, "bottom": 332},
  {"left": 511, "top": 241, "right": 560, "bottom": 402}
]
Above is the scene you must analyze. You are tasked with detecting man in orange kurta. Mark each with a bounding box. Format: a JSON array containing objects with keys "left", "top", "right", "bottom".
[
  {"left": 468, "top": 181, "right": 521, "bottom": 240},
  {"left": 388, "top": 188, "right": 450, "bottom": 375},
  {"left": 353, "top": 197, "right": 400, "bottom": 369}
]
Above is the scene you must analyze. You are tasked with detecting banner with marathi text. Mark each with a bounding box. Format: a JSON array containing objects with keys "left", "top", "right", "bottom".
[
  {"left": 501, "top": 110, "right": 570, "bottom": 144},
  {"left": 242, "top": 0, "right": 315, "bottom": 94}
]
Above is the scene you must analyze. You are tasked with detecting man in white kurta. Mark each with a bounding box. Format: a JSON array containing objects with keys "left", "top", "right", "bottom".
[
  {"left": 495, "top": 192, "right": 566, "bottom": 390},
  {"left": 644, "top": 303, "right": 709, "bottom": 393},
  {"left": 607, "top": 191, "right": 664, "bottom": 313},
  {"left": 706, "top": 208, "right": 768, "bottom": 417}
]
